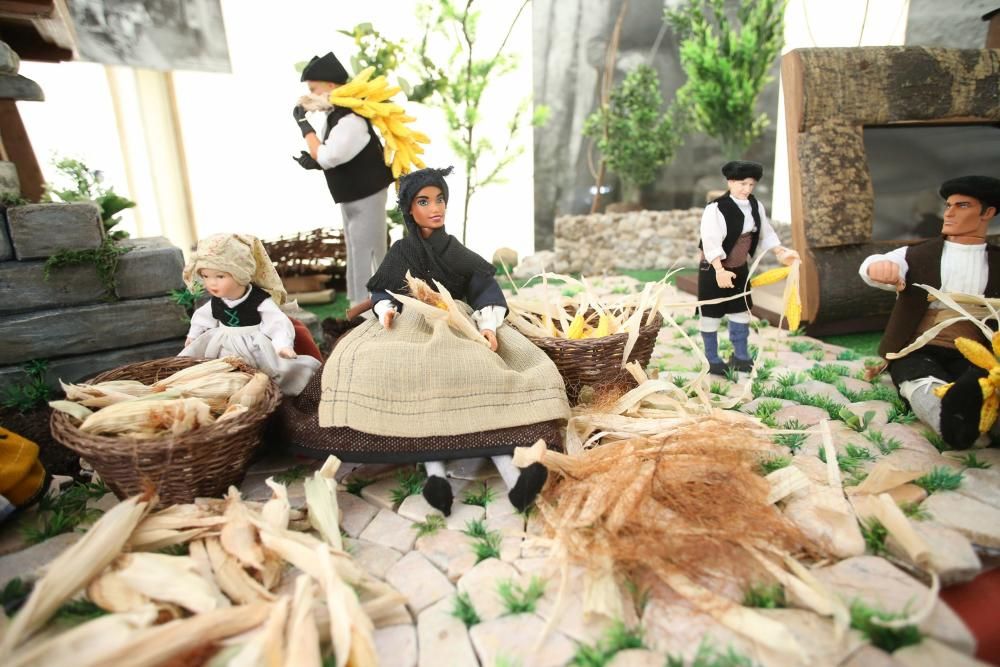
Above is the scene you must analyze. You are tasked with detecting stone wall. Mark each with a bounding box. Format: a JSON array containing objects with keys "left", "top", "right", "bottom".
[
  {"left": 551, "top": 208, "right": 791, "bottom": 274},
  {"left": 0, "top": 185, "right": 188, "bottom": 390}
]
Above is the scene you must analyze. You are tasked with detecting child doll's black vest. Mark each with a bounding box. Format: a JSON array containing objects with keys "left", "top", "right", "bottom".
[
  {"left": 211, "top": 285, "right": 269, "bottom": 327},
  {"left": 322, "top": 107, "right": 395, "bottom": 204},
  {"left": 698, "top": 194, "right": 762, "bottom": 261}
]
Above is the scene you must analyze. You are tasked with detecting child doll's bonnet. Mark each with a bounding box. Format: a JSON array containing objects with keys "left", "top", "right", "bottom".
[{"left": 183, "top": 233, "right": 288, "bottom": 305}]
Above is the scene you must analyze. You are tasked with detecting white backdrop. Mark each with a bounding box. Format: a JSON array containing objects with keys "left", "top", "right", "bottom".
[{"left": 18, "top": 0, "right": 535, "bottom": 260}]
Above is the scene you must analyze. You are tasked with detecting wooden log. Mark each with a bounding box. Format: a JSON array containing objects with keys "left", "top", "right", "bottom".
[
  {"left": 0, "top": 100, "right": 43, "bottom": 201},
  {"left": 0, "top": 296, "right": 188, "bottom": 365}
]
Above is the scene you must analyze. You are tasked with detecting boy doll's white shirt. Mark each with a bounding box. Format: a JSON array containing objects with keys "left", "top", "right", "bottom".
[
  {"left": 700, "top": 196, "right": 780, "bottom": 264},
  {"left": 306, "top": 109, "right": 369, "bottom": 170}
]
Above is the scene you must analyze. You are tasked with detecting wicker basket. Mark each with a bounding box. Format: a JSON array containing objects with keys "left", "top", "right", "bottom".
[
  {"left": 50, "top": 357, "right": 281, "bottom": 505},
  {"left": 528, "top": 311, "right": 663, "bottom": 404}
]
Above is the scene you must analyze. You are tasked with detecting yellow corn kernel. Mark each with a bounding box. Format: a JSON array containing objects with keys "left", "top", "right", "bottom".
[
  {"left": 750, "top": 267, "right": 790, "bottom": 288},
  {"left": 593, "top": 314, "right": 610, "bottom": 338},
  {"left": 566, "top": 314, "right": 586, "bottom": 340},
  {"left": 979, "top": 378, "right": 999, "bottom": 433},
  {"left": 784, "top": 288, "right": 801, "bottom": 332},
  {"left": 955, "top": 337, "right": 997, "bottom": 371},
  {"left": 933, "top": 382, "right": 954, "bottom": 398}
]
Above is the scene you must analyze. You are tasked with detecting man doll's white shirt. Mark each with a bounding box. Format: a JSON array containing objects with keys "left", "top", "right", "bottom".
[
  {"left": 700, "top": 197, "right": 781, "bottom": 264},
  {"left": 306, "top": 110, "right": 369, "bottom": 170},
  {"left": 858, "top": 241, "right": 988, "bottom": 306}
]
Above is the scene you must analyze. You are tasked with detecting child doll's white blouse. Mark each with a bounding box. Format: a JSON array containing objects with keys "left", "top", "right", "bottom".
[
  {"left": 700, "top": 196, "right": 782, "bottom": 265},
  {"left": 186, "top": 289, "right": 295, "bottom": 350}
]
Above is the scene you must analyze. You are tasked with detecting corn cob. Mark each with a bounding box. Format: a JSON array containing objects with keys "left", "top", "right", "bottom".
[
  {"left": 566, "top": 314, "right": 586, "bottom": 340},
  {"left": 151, "top": 358, "right": 241, "bottom": 389},
  {"left": 750, "top": 266, "right": 790, "bottom": 288},
  {"left": 785, "top": 287, "right": 801, "bottom": 332},
  {"left": 955, "top": 337, "right": 997, "bottom": 370},
  {"left": 592, "top": 314, "right": 611, "bottom": 338},
  {"left": 227, "top": 372, "right": 271, "bottom": 410},
  {"left": 979, "top": 378, "right": 999, "bottom": 433}
]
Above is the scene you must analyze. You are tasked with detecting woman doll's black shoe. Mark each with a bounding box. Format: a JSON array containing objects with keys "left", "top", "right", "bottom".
[
  {"left": 508, "top": 463, "right": 548, "bottom": 513},
  {"left": 422, "top": 475, "right": 453, "bottom": 516},
  {"left": 940, "top": 374, "right": 985, "bottom": 450}
]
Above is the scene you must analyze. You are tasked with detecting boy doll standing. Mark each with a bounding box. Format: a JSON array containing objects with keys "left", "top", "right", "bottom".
[
  {"left": 698, "top": 161, "right": 799, "bottom": 375},
  {"left": 293, "top": 51, "right": 394, "bottom": 307}
]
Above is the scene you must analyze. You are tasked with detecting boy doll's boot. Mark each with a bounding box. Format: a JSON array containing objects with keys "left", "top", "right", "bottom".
[
  {"left": 728, "top": 321, "right": 753, "bottom": 372},
  {"left": 422, "top": 463, "right": 454, "bottom": 516},
  {"left": 701, "top": 331, "right": 728, "bottom": 376},
  {"left": 939, "top": 371, "right": 987, "bottom": 450},
  {"left": 507, "top": 463, "right": 548, "bottom": 513}
]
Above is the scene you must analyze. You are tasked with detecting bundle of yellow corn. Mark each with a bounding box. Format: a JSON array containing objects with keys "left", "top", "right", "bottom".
[
  {"left": 749, "top": 261, "right": 802, "bottom": 331},
  {"left": 327, "top": 66, "right": 430, "bottom": 178},
  {"left": 49, "top": 358, "right": 256, "bottom": 439},
  {"left": 1, "top": 457, "right": 407, "bottom": 667}
]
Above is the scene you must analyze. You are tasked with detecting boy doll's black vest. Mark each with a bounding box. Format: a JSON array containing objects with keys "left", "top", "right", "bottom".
[
  {"left": 698, "top": 194, "right": 762, "bottom": 261},
  {"left": 322, "top": 107, "right": 395, "bottom": 204},
  {"left": 211, "top": 285, "right": 269, "bottom": 327}
]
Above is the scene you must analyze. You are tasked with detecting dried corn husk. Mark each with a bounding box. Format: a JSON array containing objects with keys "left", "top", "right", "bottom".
[
  {"left": 221, "top": 488, "right": 267, "bottom": 571},
  {"left": 115, "top": 552, "right": 225, "bottom": 613},
  {"left": 87, "top": 571, "right": 151, "bottom": 613},
  {"left": 0, "top": 492, "right": 153, "bottom": 656},
  {"left": 151, "top": 357, "right": 242, "bottom": 388},
  {"left": 203, "top": 537, "right": 275, "bottom": 604},
  {"left": 305, "top": 456, "right": 342, "bottom": 550},
  {"left": 128, "top": 527, "right": 207, "bottom": 552},
  {"left": 766, "top": 465, "right": 810, "bottom": 504},
  {"left": 218, "top": 404, "right": 249, "bottom": 422},
  {"left": 79, "top": 397, "right": 214, "bottom": 437},
  {"left": 228, "top": 372, "right": 272, "bottom": 410},
  {"left": 285, "top": 576, "right": 323, "bottom": 667},
  {"left": 58, "top": 381, "right": 143, "bottom": 408},
  {"left": 230, "top": 596, "right": 289, "bottom": 667},
  {"left": 317, "top": 544, "right": 378, "bottom": 667},
  {"left": 5, "top": 607, "right": 158, "bottom": 667},
  {"left": 48, "top": 400, "right": 94, "bottom": 420},
  {"left": 166, "top": 371, "right": 253, "bottom": 412},
  {"left": 90, "top": 603, "right": 271, "bottom": 667},
  {"left": 261, "top": 478, "right": 291, "bottom": 531},
  {"left": 845, "top": 462, "right": 925, "bottom": 496},
  {"left": 389, "top": 274, "right": 487, "bottom": 346}
]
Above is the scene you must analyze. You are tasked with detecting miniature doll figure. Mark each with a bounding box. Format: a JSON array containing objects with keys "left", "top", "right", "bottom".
[
  {"left": 860, "top": 175, "right": 1000, "bottom": 449},
  {"left": 698, "top": 161, "right": 799, "bottom": 375},
  {"left": 313, "top": 167, "right": 571, "bottom": 516},
  {"left": 180, "top": 234, "right": 321, "bottom": 396},
  {"left": 292, "top": 51, "right": 394, "bottom": 308}
]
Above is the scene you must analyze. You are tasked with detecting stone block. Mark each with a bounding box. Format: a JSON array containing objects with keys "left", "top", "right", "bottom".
[
  {"left": 0, "top": 297, "right": 188, "bottom": 366},
  {"left": 0, "top": 42, "right": 19, "bottom": 75},
  {"left": 385, "top": 550, "right": 454, "bottom": 615},
  {"left": 0, "top": 211, "right": 12, "bottom": 262},
  {"left": 373, "top": 624, "right": 417, "bottom": 667},
  {"left": 0, "top": 338, "right": 185, "bottom": 390},
  {"left": 359, "top": 509, "right": 416, "bottom": 553},
  {"left": 417, "top": 597, "right": 478, "bottom": 667},
  {"left": 0, "top": 532, "right": 80, "bottom": 588},
  {"left": 7, "top": 203, "right": 103, "bottom": 259},
  {"left": 0, "top": 73, "right": 42, "bottom": 101},
  {"left": 113, "top": 237, "right": 185, "bottom": 299},
  {"left": 0, "top": 259, "right": 106, "bottom": 314},
  {"left": 0, "top": 161, "right": 19, "bottom": 198}
]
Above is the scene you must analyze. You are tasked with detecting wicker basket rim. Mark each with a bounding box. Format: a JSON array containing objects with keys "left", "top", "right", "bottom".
[
  {"left": 526, "top": 310, "right": 663, "bottom": 348},
  {"left": 50, "top": 357, "right": 281, "bottom": 452}
]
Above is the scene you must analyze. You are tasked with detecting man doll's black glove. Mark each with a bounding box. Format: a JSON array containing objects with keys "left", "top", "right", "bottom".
[
  {"left": 293, "top": 105, "right": 315, "bottom": 137},
  {"left": 293, "top": 151, "right": 322, "bottom": 170}
]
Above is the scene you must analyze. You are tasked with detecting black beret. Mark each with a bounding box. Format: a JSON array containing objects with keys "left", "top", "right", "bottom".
[
  {"left": 301, "top": 52, "right": 349, "bottom": 84},
  {"left": 940, "top": 175, "right": 1000, "bottom": 215},
  {"left": 721, "top": 160, "right": 764, "bottom": 181}
]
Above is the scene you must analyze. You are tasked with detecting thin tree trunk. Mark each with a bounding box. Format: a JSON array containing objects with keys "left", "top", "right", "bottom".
[{"left": 590, "top": 0, "right": 629, "bottom": 214}]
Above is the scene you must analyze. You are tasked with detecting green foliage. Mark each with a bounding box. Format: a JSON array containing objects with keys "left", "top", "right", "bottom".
[
  {"left": 274, "top": 464, "right": 310, "bottom": 485},
  {"left": 344, "top": 476, "right": 374, "bottom": 496},
  {"left": 53, "top": 598, "right": 108, "bottom": 626},
  {"left": 709, "top": 381, "right": 729, "bottom": 396},
  {"left": 23, "top": 479, "right": 109, "bottom": 544},
  {"left": 170, "top": 282, "right": 205, "bottom": 322},
  {"left": 886, "top": 405, "right": 918, "bottom": 425},
  {"left": 570, "top": 620, "right": 644, "bottom": 666},
  {"left": 419, "top": 0, "right": 533, "bottom": 242},
  {"left": 497, "top": 576, "right": 546, "bottom": 615},
  {"left": 900, "top": 502, "right": 931, "bottom": 521},
  {"left": 818, "top": 445, "right": 871, "bottom": 476},
  {"left": 0, "top": 192, "right": 28, "bottom": 206},
  {"left": 789, "top": 340, "right": 820, "bottom": 355},
  {"left": 665, "top": 0, "right": 786, "bottom": 158},
  {"left": 755, "top": 357, "right": 778, "bottom": 382},
  {"left": 1, "top": 577, "right": 31, "bottom": 616},
  {"left": 850, "top": 600, "right": 923, "bottom": 652},
  {"left": 836, "top": 348, "right": 860, "bottom": 361},
  {"left": 724, "top": 365, "right": 740, "bottom": 383},
  {"left": 914, "top": 467, "right": 963, "bottom": 494},
  {"left": 44, "top": 236, "right": 130, "bottom": 300},
  {"left": 756, "top": 454, "right": 791, "bottom": 476},
  {"left": 753, "top": 399, "right": 784, "bottom": 428},
  {"left": 0, "top": 359, "right": 51, "bottom": 412},
  {"left": 390, "top": 466, "right": 427, "bottom": 504},
  {"left": 809, "top": 350, "right": 826, "bottom": 362},
  {"left": 413, "top": 513, "right": 447, "bottom": 537},
  {"left": 669, "top": 639, "right": 758, "bottom": 667},
  {"left": 772, "top": 428, "right": 807, "bottom": 453},
  {"left": 451, "top": 591, "right": 481, "bottom": 627},
  {"left": 862, "top": 429, "right": 901, "bottom": 456},
  {"left": 959, "top": 453, "right": 991, "bottom": 469},
  {"left": 838, "top": 407, "right": 875, "bottom": 433},
  {"left": 776, "top": 371, "right": 805, "bottom": 389},
  {"left": 46, "top": 157, "right": 135, "bottom": 236},
  {"left": 860, "top": 518, "right": 888, "bottom": 555},
  {"left": 807, "top": 364, "right": 850, "bottom": 384},
  {"left": 461, "top": 481, "right": 496, "bottom": 507},
  {"left": 583, "top": 64, "right": 682, "bottom": 201},
  {"left": 743, "top": 582, "right": 786, "bottom": 609},
  {"left": 922, "top": 429, "right": 950, "bottom": 453},
  {"left": 463, "top": 518, "right": 503, "bottom": 562}
]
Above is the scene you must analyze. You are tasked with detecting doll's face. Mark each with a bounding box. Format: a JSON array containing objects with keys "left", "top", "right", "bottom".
[
  {"left": 307, "top": 80, "right": 336, "bottom": 96},
  {"left": 942, "top": 194, "right": 996, "bottom": 239},
  {"left": 199, "top": 269, "right": 247, "bottom": 300},
  {"left": 409, "top": 186, "right": 446, "bottom": 237},
  {"left": 727, "top": 178, "right": 757, "bottom": 200}
]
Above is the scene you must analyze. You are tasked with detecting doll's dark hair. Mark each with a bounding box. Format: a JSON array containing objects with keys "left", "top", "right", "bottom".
[{"left": 396, "top": 166, "right": 454, "bottom": 220}]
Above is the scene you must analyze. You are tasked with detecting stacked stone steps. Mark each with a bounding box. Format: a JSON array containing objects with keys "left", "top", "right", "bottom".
[{"left": 0, "top": 193, "right": 187, "bottom": 390}]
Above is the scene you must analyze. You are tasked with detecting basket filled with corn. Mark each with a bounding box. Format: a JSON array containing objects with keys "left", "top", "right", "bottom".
[
  {"left": 506, "top": 276, "right": 665, "bottom": 404},
  {"left": 49, "top": 356, "right": 280, "bottom": 504}
]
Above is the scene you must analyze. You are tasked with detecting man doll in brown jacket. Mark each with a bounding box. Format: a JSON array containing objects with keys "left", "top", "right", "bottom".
[{"left": 860, "top": 176, "right": 1000, "bottom": 449}]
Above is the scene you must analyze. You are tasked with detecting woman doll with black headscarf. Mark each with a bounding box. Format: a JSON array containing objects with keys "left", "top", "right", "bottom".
[{"left": 315, "top": 167, "right": 571, "bottom": 516}]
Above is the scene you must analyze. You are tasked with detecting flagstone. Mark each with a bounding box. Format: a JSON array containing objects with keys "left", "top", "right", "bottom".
[
  {"left": 892, "top": 638, "right": 990, "bottom": 667},
  {"left": 344, "top": 538, "right": 403, "bottom": 580},
  {"left": 753, "top": 608, "right": 865, "bottom": 667},
  {"left": 397, "top": 493, "right": 443, "bottom": 523},
  {"left": 417, "top": 597, "right": 479, "bottom": 667},
  {"left": 885, "top": 522, "right": 980, "bottom": 586},
  {"left": 0, "top": 532, "right": 81, "bottom": 587},
  {"left": 607, "top": 649, "right": 667, "bottom": 667},
  {"left": 373, "top": 623, "right": 418, "bottom": 667},
  {"left": 886, "top": 484, "right": 927, "bottom": 506},
  {"left": 773, "top": 404, "right": 829, "bottom": 428},
  {"left": 468, "top": 612, "right": 576, "bottom": 667},
  {"left": 840, "top": 645, "right": 905, "bottom": 666},
  {"left": 337, "top": 491, "right": 379, "bottom": 538},
  {"left": 844, "top": 400, "right": 893, "bottom": 427},
  {"left": 444, "top": 501, "right": 486, "bottom": 532},
  {"left": 792, "top": 380, "right": 851, "bottom": 405},
  {"left": 415, "top": 528, "right": 478, "bottom": 582},
  {"left": 920, "top": 491, "right": 1000, "bottom": 548},
  {"left": 447, "top": 457, "right": 499, "bottom": 481},
  {"left": 386, "top": 550, "right": 455, "bottom": 615},
  {"left": 486, "top": 513, "right": 524, "bottom": 562},
  {"left": 359, "top": 509, "right": 417, "bottom": 553},
  {"left": 361, "top": 477, "right": 402, "bottom": 511},
  {"left": 952, "top": 468, "right": 1000, "bottom": 510},
  {"left": 456, "top": 557, "right": 520, "bottom": 622}
]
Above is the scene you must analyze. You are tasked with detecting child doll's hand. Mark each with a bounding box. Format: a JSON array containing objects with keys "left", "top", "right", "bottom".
[
  {"left": 715, "top": 268, "right": 737, "bottom": 289},
  {"left": 481, "top": 329, "right": 498, "bottom": 352},
  {"left": 278, "top": 347, "right": 298, "bottom": 359},
  {"left": 775, "top": 246, "right": 800, "bottom": 266}
]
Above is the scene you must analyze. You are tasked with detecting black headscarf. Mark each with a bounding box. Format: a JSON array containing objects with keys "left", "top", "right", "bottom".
[{"left": 367, "top": 167, "right": 504, "bottom": 309}]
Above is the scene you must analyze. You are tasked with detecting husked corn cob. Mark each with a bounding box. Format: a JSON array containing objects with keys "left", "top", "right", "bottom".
[
  {"left": 750, "top": 266, "right": 791, "bottom": 288},
  {"left": 593, "top": 314, "right": 611, "bottom": 338},
  {"left": 566, "top": 314, "right": 586, "bottom": 340},
  {"left": 955, "top": 337, "right": 997, "bottom": 370},
  {"left": 785, "top": 288, "right": 801, "bottom": 332}
]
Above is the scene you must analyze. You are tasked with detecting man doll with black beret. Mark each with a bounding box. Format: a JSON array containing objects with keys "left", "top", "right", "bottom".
[
  {"left": 293, "top": 52, "right": 394, "bottom": 308},
  {"left": 860, "top": 175, "right": 1000, "bottom": 449}
]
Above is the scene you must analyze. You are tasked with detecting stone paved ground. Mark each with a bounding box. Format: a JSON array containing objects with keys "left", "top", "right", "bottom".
[{"left": 2, "top": 276, "right": 998, "bottom": 666}]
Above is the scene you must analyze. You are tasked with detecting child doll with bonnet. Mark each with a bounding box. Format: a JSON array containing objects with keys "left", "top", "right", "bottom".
[{"left": 180, "top": 233, "right": 321, "bottom": 396}]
